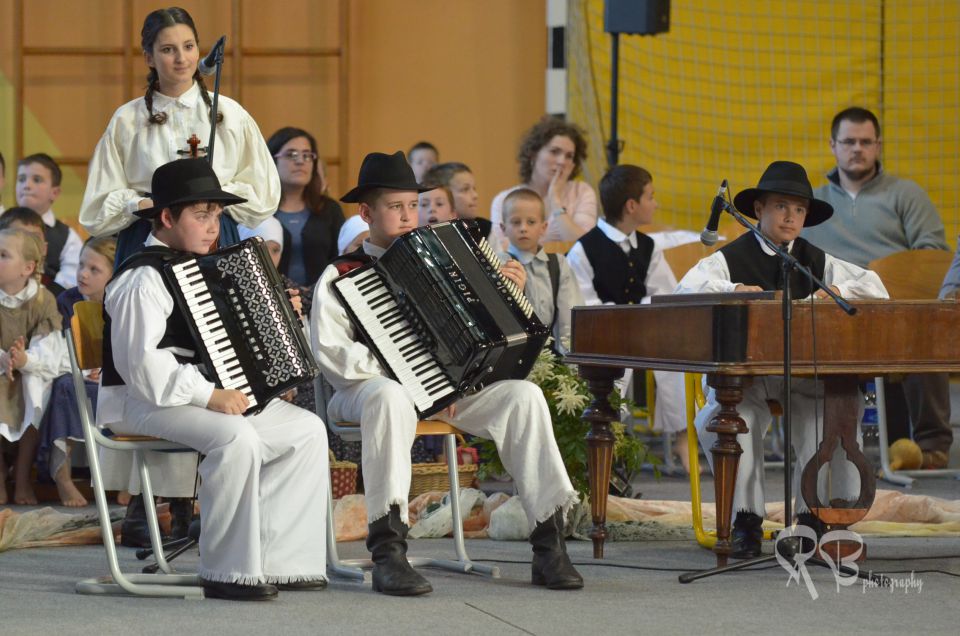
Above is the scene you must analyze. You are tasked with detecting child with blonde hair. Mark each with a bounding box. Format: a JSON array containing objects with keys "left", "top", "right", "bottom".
[
  {"left": 37, "top": 236, "right": 118, "bottom": 506},
  {"left": 0, "top": 228, "right": 65, "bottom": 504}
]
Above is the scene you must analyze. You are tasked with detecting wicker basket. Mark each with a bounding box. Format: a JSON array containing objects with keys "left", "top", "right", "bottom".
[
  {"left": 329, "top": 451, "right": 358, "bottom": 499},
  {"left": 410, "top": 462, "right": 478, "bottom": 498}
]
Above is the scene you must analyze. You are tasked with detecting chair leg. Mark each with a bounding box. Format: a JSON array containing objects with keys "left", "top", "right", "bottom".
[
  {"left": 137, "top": 451, "right": 175, "bottom": 575},
  {"left": 326, "top": 481, "right": 367, "bottom": 581}
]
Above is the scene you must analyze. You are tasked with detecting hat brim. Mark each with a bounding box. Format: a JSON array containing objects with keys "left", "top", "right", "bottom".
[
  {"left": 340, "top": 181, "right": 433, "bottom": 203},
  {"left": 733, "top": 188, "right": 833, "bottom": 227},
  {"left": 133, "top": 191, "right": 248, "bottom": 219}
]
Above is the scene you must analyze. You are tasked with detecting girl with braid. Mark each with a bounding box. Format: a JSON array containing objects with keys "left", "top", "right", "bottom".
[
  {"left": 78, "top": 6, "right": 279, "bottom": 546},
  {"left": 79, "top": 6, "right": 280, "bottom": 264}
]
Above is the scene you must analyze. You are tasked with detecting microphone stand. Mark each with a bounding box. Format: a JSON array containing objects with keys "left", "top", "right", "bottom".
[
  {"left": 205, "top": 37, "right": 226, "bottom": 166},
  {"left": 679, "top": 201, "right": 882, "bottom": 585}
]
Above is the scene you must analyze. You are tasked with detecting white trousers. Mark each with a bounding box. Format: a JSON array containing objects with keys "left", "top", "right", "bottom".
[
  {"left": 115, "top": 397, "right": 329, "bottom": 585},
  {"left": 97, "top": 447, "right": 199, "bottom": 497},
  {"left": 327, "top": 377, "right": 578, "bottom": 530},
  {"left": 696, "top": 377, "right": 863, "bottom": 520},
  {"left": 621, "top": 369, "right": 687, "bottom": 434}
]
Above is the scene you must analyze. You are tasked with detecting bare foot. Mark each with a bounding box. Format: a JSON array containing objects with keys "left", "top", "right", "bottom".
[
  {"left": 14, "top": 481, "right": 38, "bottom": 506},
  {"left": 55, "top": 464, "right": 88, "bottom": 507},
  {"left": 117, "top": 490, "right": 132, "bottom": 506}
]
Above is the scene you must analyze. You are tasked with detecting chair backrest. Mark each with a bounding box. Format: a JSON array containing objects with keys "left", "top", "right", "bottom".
[
  {"left": 661, "top": 241, "right": 723, "bottom": 282},
  {"left": 542, "top": 241, "right": 574, "bottom": 255},
  {"left": 70, "top": 300, "right": 104, "bottom": 371},
  {"left": 867, "top": 249, "right": 955, "bottom": 299}
]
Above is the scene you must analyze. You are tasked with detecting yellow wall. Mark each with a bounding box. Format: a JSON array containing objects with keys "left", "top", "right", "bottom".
[
  {"left": 0, "top": 0, "right": 546, "bottom": 229},
  {"left": 568, "top": 0, "right": 960, "bottom": 247}
]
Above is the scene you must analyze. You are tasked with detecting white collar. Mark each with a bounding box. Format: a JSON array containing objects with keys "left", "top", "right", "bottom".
[
  {"left": 362, "top": 239, "right": 388, "bottom": 259},
  {"left": 41, "top": 209, "right": 56, "bottom": 228},
  {"left": 597, "top": 218, "right": 638, "bottom": 249},
  {"left": 753, "top": 231, "right": 794, "bottom": 256},
  {"left": 0, "top": 278, "right": 39, "bottom": 308},
  {"left": 146, "top": 233, "right": 172, "bottom": 249},
  {"left": 150, "top": 82, "right": 202, "bottom": 110},
  {"left": 506, "top": 244, "right": 546, "bottom": 265}
]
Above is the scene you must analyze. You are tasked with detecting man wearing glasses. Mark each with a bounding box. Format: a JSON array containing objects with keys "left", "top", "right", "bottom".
[{"left": 803, "top": 106, "right": 953, "bottom": 470}]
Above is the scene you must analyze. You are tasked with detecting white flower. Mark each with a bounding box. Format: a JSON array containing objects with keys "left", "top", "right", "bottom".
[
  {"left": 553, "top": 376, "right": 589, "bottom": 416},
  {"left": 526, "top": 349, "right": 557, "bottom": 385}
]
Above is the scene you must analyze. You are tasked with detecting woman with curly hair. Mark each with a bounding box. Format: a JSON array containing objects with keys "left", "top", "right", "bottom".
[
  {"left": 489, "top": 116, "right": 597, "bottom": 248},
  {"left": 79, "top": 6, "right": 280, "bottom": 263}
]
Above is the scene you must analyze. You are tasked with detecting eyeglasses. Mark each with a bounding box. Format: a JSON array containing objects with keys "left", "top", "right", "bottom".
[
  {"left": 274, "top": 150, "right": 318, "bottom": 162},
  {"left": 835, "top": 138, "right": 879, "bottom": 149}
]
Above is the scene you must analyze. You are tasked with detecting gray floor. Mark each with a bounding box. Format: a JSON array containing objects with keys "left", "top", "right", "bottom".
[{"left": 1, "top": 392, "right": 959, "bottom": 634}]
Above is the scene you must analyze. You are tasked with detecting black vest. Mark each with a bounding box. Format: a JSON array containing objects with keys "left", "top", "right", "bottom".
[
  {"left": 100, "top": 247, "right": 203, "bottom": 388},
  {"left": 577, "top": 226, "right": 655, "bottom": 304},
  {"left": 719, "top": 233, "right": 827, "bottom": 297},
  {"left": 277, "top": 199, "right": 346, "bottom": 287},
  {"left": 43, "top": 220, "right": 70, "bottom": 280}
]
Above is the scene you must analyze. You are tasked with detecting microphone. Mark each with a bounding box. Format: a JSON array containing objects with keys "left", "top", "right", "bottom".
[
  {"left": 700, "top": 179, "right": 728, "bottom": 246},
  {"left": 198, "top": 35, "right": 227, "bottom": 76}
]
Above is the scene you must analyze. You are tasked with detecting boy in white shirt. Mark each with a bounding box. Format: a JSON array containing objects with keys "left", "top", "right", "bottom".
[
  {"left": 311, "top": 151, "right": 582, "bottom": 596},
  {"left": 100, "top": 158, "right": 329, "bottom": 601}
]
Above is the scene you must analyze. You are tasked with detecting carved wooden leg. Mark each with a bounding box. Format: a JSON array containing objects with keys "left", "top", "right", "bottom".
[
  {"left": 705, "top": 374, "right": 749, "bottom": 567},
  {"left": 579, "top": 365, "right": 624, "bottom": 559}
]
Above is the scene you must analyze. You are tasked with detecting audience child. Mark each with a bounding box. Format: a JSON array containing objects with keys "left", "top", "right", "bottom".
[
  {"left": 422, "top": 162, "right": 489, "bottom": 239},
  {"left": 337, "top": 215, "right": 370, "bottom": 256},
  {"left": 566, "top": 165, "right": 688, "bottom": 469},
  {"left": 417, "top": 185, "right": 457, "bottom": 226},
  {"left": 407, "top": 141, "right": 439, "bottom": 183},
  {"left": 36, "top": 236, "right": 118, "bottom": 506},
  {"left": 0, "top": 229, "right": 66, "bottom": 505},
  {"left": 14, "top": 154, "right": 83, "bottom": 290},
  {"left": 0, "top": 207, "right": 66, "bottom": 301},
  {"left": 498, "top": 188, "right": 582, "bottom": 353}
]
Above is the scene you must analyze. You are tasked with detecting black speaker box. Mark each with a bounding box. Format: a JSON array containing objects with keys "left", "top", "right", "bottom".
[{"left": 604, "top": 0, "right": 670, "bottom": 35}]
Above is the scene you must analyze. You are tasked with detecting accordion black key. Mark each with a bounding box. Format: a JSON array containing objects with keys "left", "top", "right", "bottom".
[
  {"left": 164, "top": 237, "right": 318, "bottom": 415},
  {"left": 333, "top": 220, "right": 549, "bottom": 417}
]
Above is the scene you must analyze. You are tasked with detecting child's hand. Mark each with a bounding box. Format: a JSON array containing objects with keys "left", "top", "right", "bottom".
[
  {"left": 814, "top": 285, "right": 842, "bottom": 299},
  {"left": 286, "top": 288, "right": 303, "bottom": 317},
  {"left": 6, "top": 337, "right": 27, "bottom": 380},
  {"left": 500, "top": 260, "right": 527, "bottom": 290},
  {"left": 734, "top": 284, "right": 764, "bottom": 293},
  {"left": 87, "top": 368, "right": 102, "bottom": 382},
  {"left": 206, "top": 388, "right": 250, "bottom": 415}
]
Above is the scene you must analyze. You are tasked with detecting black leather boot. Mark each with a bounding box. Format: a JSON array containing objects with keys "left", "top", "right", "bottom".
[
  {"left": 366, "top": 505, "right": 432, "bottom": 596},
  {"left": 530, "top": 509, "right": 584, "bottom": 590},
  {"left": 731, "top": 511, "right": 763, "bottom": 559},
  {"left": 120, "top": 494, "right": 165, "bottom": 548},
  {"left": 168, "top": 498, "right": 194, "bottom": 541}
]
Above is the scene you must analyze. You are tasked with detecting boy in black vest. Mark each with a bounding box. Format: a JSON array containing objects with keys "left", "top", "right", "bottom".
[
  {"left": 311, "top": 151, "right": 582, "bottom": 596},
  {"left": 14, "top": 154, "right": 82, "bottom": 291},
  {"left": 677, "top": 160, "right": 889, "bottom": 558},
  {"left": 498, "top": 188, "right": 582, "bottom": 353},
  {"left": 99, "top": 158, "right": 329, "bottom": 601},
  {"left": 566, "top": 164, "right": 689, "bottom": 469}
]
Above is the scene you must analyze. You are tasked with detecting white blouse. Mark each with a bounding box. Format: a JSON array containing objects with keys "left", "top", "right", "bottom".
[{"left": 80, "top": 82, "right": 280, "bottom": 237}]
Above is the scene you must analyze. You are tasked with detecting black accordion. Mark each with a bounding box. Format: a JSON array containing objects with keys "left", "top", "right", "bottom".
[
  {"left": 333, "top": 220, "right": 549, "bottom": 417},
  {"left": 164, "top": 238, "right": 318, "bottom": 415}
]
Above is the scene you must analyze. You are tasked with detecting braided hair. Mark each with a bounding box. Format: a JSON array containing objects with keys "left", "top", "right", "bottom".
[{"left": 141, "top": 7, "right": 223, "bottom": 126}]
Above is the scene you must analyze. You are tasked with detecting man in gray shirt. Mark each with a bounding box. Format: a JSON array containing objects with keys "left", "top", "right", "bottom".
[{"left": 803, "top": 106, "right": 953, "bottom": 469}]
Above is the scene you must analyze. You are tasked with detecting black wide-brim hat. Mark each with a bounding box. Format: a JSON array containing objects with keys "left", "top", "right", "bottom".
[
  {"left": 733, "top": 161, "right": 833, "bottom": 227},
  {"left": 340, "top": 151, "right": 432, "bottom": 203},
  {"left": 134, "top": 158, "right": 247, "bottom": 219}
]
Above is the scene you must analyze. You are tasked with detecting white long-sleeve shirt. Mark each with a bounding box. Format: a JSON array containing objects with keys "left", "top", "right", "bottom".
[
  {"left": 566, "top": 218, "right": 678, "bottom": 306},
  {"left": 675, "top": 233, "right": 889, "bottom": 299},
  {"left": 97, "top": 234, "right": 215, "bottom": 426},
  {"left": 310, "top": 241, "right": 389, "bottom": 393},
  {"left": 41, "top": 209, "right": 82, "bottom": 289},
  {"left": 80, "top": 82, "right": 280, "bottom": 238}
]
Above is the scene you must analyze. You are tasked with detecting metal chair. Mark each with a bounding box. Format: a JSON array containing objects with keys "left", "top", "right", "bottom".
[
  {"left": 69, "top": 300, "right": 203, "bottom": 599},
  {"left": 316, "top": 378, "right": 499, "bottom": 580}
]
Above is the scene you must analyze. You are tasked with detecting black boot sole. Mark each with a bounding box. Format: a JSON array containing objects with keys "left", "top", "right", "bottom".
[{"left": 531, "top": 573, "right": 584, "bottom": 590}]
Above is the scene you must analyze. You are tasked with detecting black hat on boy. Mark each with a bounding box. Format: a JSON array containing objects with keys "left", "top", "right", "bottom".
[
  {"left": 133, "top": 158, "right": 247, "bottom": 219},
  {"left": 340, "top": 151, "right": 432, "bottom": 203},
  {"left": 732, "top": 161, "right": 833, "bottom": 227}
]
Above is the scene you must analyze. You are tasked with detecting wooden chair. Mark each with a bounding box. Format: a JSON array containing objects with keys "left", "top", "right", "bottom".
[
  {"left": 69, "top": 301, "right": 203, "bottom": 599},
  {"left": 867, "top": 249, "right": 960, "bottom": 485},
  {"left": 542, "top": 241, "right": 574, "bottom": 255},
  {"left": 316, "top": 379, "right": 500, "bottom": 581}
]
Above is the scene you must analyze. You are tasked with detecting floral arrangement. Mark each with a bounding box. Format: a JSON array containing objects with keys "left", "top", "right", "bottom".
[{"left": 472, "top": 345, "right": 656, "bottom": 499}]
